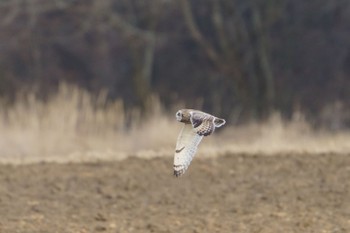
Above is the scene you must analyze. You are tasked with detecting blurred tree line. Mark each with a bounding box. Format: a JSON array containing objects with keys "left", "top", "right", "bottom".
[{"left": 0, "top": 0, "right": 349, "bottom": 125}]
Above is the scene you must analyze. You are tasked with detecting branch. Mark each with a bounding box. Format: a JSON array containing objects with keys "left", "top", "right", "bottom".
[
  {"left": 179, "top": 0, "right": 221, "bottom": 66},
  {"left": 1, "top": 0, "right": 21, "bottom": 26},
  {"left": 212, "top": 1, "right": 230, "bottom": 57},
  {"left": 142, "top": 34, "right": 156, "bottom": 84},
  {"left": 251, "top": 5, "right": 275, "bottom": 106}
]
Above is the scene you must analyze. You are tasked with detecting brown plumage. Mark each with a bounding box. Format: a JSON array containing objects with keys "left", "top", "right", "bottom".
[{"left": 173, "top": 109, "right": 226, "bottom": 177}]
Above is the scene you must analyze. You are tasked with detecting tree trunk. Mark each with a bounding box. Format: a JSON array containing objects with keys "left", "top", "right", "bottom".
[{"left": 248, "top": 3, "right": 275, "bottom": 119}]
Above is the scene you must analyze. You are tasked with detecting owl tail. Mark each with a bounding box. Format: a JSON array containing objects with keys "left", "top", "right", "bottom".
[{"left": 214, "top": 118, "right": 226, "bottom": 127}]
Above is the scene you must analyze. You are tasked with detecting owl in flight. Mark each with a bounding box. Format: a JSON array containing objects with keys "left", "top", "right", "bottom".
[{"left": 173, "top": 109, "right": 226, "bottom": 177}]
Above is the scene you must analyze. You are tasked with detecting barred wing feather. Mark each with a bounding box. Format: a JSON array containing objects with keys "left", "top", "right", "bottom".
[
  {"left": 190, "top": 112, "right": 215, "bottom": 136},
  {"left": 173, "top": 124, "right": 203, "bottom": 177}
]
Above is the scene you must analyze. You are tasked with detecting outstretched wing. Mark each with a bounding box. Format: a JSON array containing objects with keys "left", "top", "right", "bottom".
[
  {"left": 190, "top": 112, "right": 215, "bottom": 136},
  {"left": 173, "top": 124, "right": 203, "bottom": 177}
]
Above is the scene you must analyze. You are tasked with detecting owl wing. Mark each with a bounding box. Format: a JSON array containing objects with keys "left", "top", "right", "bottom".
[
  {"left": 190, "top": 112, "right": 215, "bottom": 136},
  {"left": 173, "top": 124, "right": 203, "bottom": 177}
]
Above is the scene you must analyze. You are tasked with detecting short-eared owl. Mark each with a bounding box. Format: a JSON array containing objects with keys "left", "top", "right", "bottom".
[{"left": 173, "top": 109, "right": 226, "bottom": 177}]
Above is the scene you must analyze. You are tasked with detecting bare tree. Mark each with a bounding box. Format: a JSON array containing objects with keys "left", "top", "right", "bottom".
[
  {"left": 179, "top": 0, "right": 277, "bottom": 119},
  {"left": 89, "top": 0, "right": 163, "bottom": 111}
]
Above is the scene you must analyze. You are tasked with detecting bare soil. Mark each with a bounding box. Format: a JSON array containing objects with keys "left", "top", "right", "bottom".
[{"left": 0, "top": 153, "right": 349, "bottom": 233}]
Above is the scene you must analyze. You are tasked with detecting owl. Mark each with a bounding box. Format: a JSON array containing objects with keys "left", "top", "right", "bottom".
[{"left": 173, "top": 109, "right": 226, "bottom": 177}]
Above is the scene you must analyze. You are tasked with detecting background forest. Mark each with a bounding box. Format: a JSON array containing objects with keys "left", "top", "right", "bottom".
[
  {"left": 0, "top": 0, "right": 349, "bottom": 124},
  {"left": 0, "top": 0, "right": 349, "bottom": 126}
]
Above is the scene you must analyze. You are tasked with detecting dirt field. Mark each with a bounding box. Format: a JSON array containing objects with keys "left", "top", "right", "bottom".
[{"left": 0, "top": 153, "right": 349, "bottom": 233}]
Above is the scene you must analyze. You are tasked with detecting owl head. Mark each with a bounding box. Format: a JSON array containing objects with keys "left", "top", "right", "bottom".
[
  {"left": 175, "top": 109, "right": 191, "bottom": 123},
  {"left": 175, "top": 110, "right": 184, "bottom": 122}
]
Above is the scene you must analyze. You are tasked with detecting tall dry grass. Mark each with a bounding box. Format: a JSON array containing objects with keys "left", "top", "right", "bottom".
[
  {"left": 0, "top": 84, "right": 179, "bottom": 163},
  {"left": 0, "top": 83, "right": 349, "bottom": 164}
]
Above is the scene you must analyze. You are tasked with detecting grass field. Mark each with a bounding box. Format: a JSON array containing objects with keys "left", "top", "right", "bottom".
[{"left": 0, "top": 83, "right": 349, "bottom": 163}]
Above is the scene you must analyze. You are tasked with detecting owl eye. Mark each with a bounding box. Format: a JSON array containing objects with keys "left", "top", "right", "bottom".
[{"left": 176, "top": 111, "right": 183, "bottom": 119}]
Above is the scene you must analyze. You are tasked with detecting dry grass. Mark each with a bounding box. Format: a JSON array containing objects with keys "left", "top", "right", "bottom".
[
  {"left": 212, "top": 113, "right": 350, "bottom": 156},
  {"left": 0, "top": 84, "right": 179, "bottom": 163},
  {"left": 0, "top": 83, "right": 349, "bottom": 164}
]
